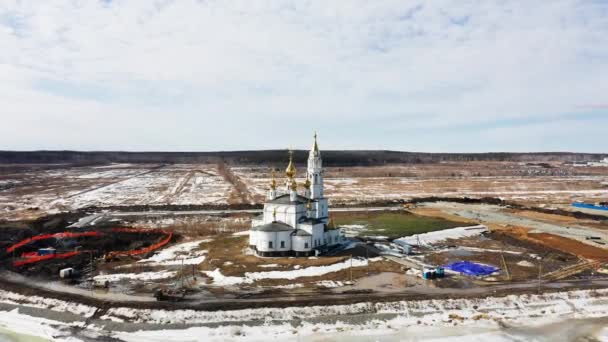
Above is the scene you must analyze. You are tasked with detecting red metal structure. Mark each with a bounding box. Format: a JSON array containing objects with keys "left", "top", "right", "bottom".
[
  {"left": 6, "top": 231, "right": 103, "bottom": 253},
  {"left": 7, "top": 228, "right": 173, "bottom": 268}
]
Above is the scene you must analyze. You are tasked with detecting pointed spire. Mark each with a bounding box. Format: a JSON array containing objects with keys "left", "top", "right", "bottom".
[
  {"left": 312, "top": 131, "right": 319, "bottom": 154},
  {"left": 272, "top": 207, "right": 277, "bottom": 222},
  {"left": 328, "top": 216, "right": 335, "bottom": 229},
  {"left": 285, "top": 149, "right": 296, "bottom": 178}
]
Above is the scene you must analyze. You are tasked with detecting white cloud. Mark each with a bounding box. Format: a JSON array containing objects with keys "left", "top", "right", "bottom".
[{"left": 0, "top": 0, "right": 606, "bottom": 151}]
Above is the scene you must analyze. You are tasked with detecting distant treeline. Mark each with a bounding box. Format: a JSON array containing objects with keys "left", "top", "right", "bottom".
[{"left": 0, "top": 150, "right": 605, "bottom": 167}]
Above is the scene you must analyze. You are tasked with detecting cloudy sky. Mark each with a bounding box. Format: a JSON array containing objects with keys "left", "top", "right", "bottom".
[{"left": 1, "top": 1, "right": 607, "bottom": 152}]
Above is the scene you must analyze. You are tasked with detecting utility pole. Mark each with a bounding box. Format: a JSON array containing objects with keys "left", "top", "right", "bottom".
[
  {"left": 538, "top": 261, "right": 542, "bottom": 294},
  {"left": 366, "top": 246, "right": 369, "bottom": 276},
  {"left": 90, "top": 252, "right": 93, "bottom": 291},
  {"left": 350, "top": 254, "right": 353, "bottom": 283},
  {"left": 501, "top": 253, "right": 511, "bottom": 281},
  {"left": 181, "top": 258, "right": 185, "bottom": 288}
]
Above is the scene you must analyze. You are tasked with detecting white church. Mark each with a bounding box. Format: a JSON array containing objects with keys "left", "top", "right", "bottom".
[{"left": 249, "top": 134, "right": 342, "bottom": 257}]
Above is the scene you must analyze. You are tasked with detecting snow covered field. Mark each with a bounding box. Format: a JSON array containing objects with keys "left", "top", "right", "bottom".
[
  {"left": 3, "top": 288, "right": 607, "bottom": 341},
  {"left": 0, "top": 289, "right": 96, "bottom": 317},
  {"left": 2, "top": 163, "right": 608, "bottom": 220},
  {"left": 0, "top": 164, "right": 233, "bottom": 219}
]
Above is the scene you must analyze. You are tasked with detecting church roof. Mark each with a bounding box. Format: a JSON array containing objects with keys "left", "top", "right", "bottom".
[
  {"left": 268, "top": 193, "right": 314, "bottom": 205},
  {"left": 291, "top": 229, "right": 312, "bottom": 237},
  {"left": 252, "top": 221, "right": 294, "bottom": 232},
  {"left": 298, "top": 216, "right": 326, "bottom": 224}
]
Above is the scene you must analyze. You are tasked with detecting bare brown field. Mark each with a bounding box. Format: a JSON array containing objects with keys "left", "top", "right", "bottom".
[
  {"left": 1, "top": 161, "right": 607, "bottom": 220},
  {"left": 495, "top": 226, "right": 608, "bottom": 262}
]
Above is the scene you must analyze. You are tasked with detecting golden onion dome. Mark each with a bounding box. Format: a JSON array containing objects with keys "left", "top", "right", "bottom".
[
  {"left": 290, "top": 178, "right": 298, "bottom": 191},
  {"left": 270, "top": 170, "right": 277, "bottom": 190},
  {"left": 303, "top": 175, "right": 311, "bottom": 188},
  {"left": 285, "top": 150, "right": 296, "bottom": 178}
]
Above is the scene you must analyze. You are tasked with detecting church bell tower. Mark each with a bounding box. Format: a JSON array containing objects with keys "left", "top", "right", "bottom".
[{"left": 307, "top": 132, "right": 323, "bottom": 199}]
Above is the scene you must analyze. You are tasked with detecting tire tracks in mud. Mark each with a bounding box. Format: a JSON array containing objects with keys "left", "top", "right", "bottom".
[
  {"left": 66, "top": 165, "right": 167, "bottom": 199},
  {"left": 216, "top": 160, "right": 253, "bottom": 205}
]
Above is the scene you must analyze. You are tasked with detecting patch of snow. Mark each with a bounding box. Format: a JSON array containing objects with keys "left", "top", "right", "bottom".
[
  {"left": 103, "top": 289, "right": 608, "bottom": 333},
  {"left": 203, "top": 258, "right": 372, "bottom": 285},
  {"left": 259, "top": 264, "right": 279, "bottom": 268},
  {"left": 273, "top": 283, "right": 304, "bottom": 289},
  {"left": 0, "top": 308, "right": 86, "bottom": 341},
  {"left": 0, "top": 289, "right": 96, "bottom": 317},
  {"left": 339, "top": 224, "right": 368, "bottom": 237},
  {"left": 315, "top": 280, "right": 345, "bottom": 288},
  {"left": 395, "top": 225, "right": 488, "bottom": 247},
  {"left": 137, "top": 239, "right": 210, "bottom": 266},
  {"left": 201, "top": 269, "right": 246, "bottom": 286},
  {"left": 93, "top": 271, "right": 177, "bottom": 282},
  {"left": 517, "top": 260, "right": 536, "bottom": 267}
]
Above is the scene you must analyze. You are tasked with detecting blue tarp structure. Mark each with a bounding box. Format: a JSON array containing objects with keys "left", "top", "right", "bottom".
[
  {"left": 572, "top": 202, "right": 608, "bottom": 212},
  {"left": 445, "top": 261, "right": 499, "bottom": 276}
]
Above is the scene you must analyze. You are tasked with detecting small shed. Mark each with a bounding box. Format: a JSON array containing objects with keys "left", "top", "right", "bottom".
[{"left": 59, "top": 268, "right": 74, "bottom": 279}]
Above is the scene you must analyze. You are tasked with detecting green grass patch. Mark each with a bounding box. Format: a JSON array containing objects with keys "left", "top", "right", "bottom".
[{"left": 333, "top": 211, "right": 470, "bottom": 239}]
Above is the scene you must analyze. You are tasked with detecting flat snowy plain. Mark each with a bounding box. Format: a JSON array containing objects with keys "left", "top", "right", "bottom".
[{"left": 2, "top": 288, "right": 608, "bottom": 341}]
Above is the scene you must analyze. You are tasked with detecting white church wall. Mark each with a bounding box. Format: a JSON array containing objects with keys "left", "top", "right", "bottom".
[
  {"left": 311, "top": 224, "right": 325, "bottom": 247},
  {"left": 256, "top": 231, "right": 277, "bottom": 252},
  {"left": 292, "top": 235, "right": 312, "bottom": 251},
  {"left": 276, "top": 230, "right": 292, "bottom": 251},
  {"left": 298, "top": 223, "right": 314, "bottom": 235},
  {"left": 249, "top": 230, "right": 257, "bottom": 246},
  {"left": 262, "top": 204, "right": 306, "bottom": 227},
  {"left": 325, "top": 229, "right": 341, "bottom": 246}
]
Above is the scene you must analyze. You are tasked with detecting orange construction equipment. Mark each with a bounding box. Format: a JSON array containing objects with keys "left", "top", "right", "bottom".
[{"left": 107, "top": 231, "right": 173, "bottom": 257}]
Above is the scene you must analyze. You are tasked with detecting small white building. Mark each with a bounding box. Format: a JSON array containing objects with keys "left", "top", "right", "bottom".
[{"left": 249, "top": 133, "right": 342, "bottom": 257}]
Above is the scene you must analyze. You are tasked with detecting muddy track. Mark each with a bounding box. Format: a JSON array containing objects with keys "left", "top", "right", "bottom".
[
  {"left": 156, "top": 170, "right": 195, "bottom": 203},
  {"left": 1, "top": 272, "right": 607, "bottom": 313},
  {"left": 216, "top": 160, "right": 253, "bottom": 204}
]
